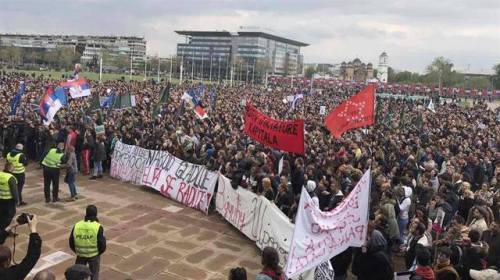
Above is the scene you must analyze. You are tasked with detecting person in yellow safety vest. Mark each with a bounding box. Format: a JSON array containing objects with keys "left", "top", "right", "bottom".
[
  {"left": 41, "top": 142, "right": 66, "bottom": 203},
  {"left": 6, "top": 143, "right": 28, "bottom": 206},
  {"left": 0, "top": 162, "right": 19, "bottom": 239},
  {"left": 69, "top": 205, "right": 106, "bottom": 280}
]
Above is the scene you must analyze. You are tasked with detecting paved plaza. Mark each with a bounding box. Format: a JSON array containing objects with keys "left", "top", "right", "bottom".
[{"left": 3, "top": 163, "right": 262, "bottom": 279}]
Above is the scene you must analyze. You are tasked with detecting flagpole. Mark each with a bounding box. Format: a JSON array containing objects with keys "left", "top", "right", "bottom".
[
  {"left": 252, "top": 58, "right": 255, "bottom": 85},
  {"left": 169, "top": 56, "right": 173, "bottom": 83},
  {"left": 157, "top": 56, "right": 160, "bottom": 83},
  {"left": 191, "top": 51, "right": 195, "bottom": 81},
  {"left": 180, "top": 55, "right": 184, "bottom": 85},
  {"left": 99, "top": 57, "right": 103, "bottom": 82},
  {"left": 200, "top": 52, "right": 204, "bottom": 82},
  {"left": 217, "top": 56, "right": 221, "bottom": 85},
  {"left": 209, "top": 54, "right": 213, "bottom": 83},
  {"left": 129, "top": 50, "right": 133, "bottom": 81},
  {"left": 144, "top": 56, "right": 147, "bottom": 81}
]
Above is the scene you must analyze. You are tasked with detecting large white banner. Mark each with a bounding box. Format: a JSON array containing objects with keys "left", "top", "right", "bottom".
[
  {"left": 111, "top": 141, "right": 218, "bottom": 213},
  {"left": 216, "top": 175, "right": 333, "bottom": 280},
  {"left": 285, "top": 170, "right": 371, "bottom": 278}
]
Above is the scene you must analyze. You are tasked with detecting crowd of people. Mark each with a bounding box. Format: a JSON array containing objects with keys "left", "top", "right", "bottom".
[{"left": 0, "top": 69, "right": 499, "bottom": 279}]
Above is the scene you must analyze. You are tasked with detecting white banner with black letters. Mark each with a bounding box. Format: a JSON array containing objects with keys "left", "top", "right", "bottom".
[{"left": 111, "top": 141, "right": 218, "bottom": 213}]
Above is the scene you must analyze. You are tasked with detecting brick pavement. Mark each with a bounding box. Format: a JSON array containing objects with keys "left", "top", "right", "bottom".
[{"left": 3, "top": 164, "right": 261, "bottom": 279}]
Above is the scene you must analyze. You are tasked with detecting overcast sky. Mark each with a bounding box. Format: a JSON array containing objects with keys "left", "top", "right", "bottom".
[{"left": 1, "top": 0, "right": 499, "bottom": 73}]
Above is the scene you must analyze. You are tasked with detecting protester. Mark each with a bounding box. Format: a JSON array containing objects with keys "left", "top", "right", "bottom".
[
  {"left": 256, "top": 247, "right": 285, "bottom": 280},
  {"left": 411, "top": 246, "right": 435, "bottom": 280},
  {"left": 434, "top": 247, "right": 460, "bottom": 280},
  {"left": 0, "top": 214, "right": 41, "bottom": 279},
  {"left": 5, "top": 143, "right": 28, "bottom": 206},
  {"left": 1, "top": 71, "right": 499, "bottom": 278},
  {"left": 65, "top": 145, "right": 79, "bottom": 200},
  {"left": 69, "top": 205, "right": 105, "bottom": 280}
]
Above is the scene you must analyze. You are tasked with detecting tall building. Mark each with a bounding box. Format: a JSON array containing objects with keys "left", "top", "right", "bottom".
[
  {"left": 0, "top": 33, "right": 147, "bottom": 67},
  {"left": 377, "top": 52, "right": 389, "bottom": 83},
  {"left": 339, "top": 58, "right": 374, "bottom": 82},
  {"left": 175, "top": 29, "right": 308, "bottom": 81}
]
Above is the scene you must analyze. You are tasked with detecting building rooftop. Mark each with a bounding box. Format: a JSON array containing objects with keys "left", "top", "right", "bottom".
[
  {"left": 175, "top": 30, "right": 309, "bottom": 47},
  {"left": 0, "top": 33, "right": 145, "bottom": 40}
]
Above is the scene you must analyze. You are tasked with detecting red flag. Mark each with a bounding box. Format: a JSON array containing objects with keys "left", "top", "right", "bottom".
[{"left": 324, "top": 84, "right": 375, "bottom": 138}]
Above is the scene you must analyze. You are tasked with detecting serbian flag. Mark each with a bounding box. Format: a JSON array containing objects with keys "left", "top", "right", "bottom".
[
  {"left": 60, "top": 78, "right": 91, "bottom": 98},
  {"left": 181, "top": 90, "right": 208, "bottom": 119},
  {"left": 324, "top": 84, "right": 375, "bottom": 138},
  {"left": 39, "top": 86, "right": 68, "bottom": 126}
]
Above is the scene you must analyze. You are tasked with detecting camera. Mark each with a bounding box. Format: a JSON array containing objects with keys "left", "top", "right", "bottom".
[{"left": 16, "top": 213, "right": 33, "bottom": 225}]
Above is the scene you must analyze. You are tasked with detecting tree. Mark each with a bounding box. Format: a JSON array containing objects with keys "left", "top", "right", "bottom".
[
  {"left": 114, "top": 54, "right": 129, "bottom": 72},
  {"left": 493, "top": 63, "right": 500, "bottom": 89},
  {"left": 425, "top": 56, "right": 461, "bottom": 87},
  {"left": 304, "top": 66, "right": 316, "bottom": 79},
  {"left": 387, "top": 67, "right": 395, "bottom": 82}
]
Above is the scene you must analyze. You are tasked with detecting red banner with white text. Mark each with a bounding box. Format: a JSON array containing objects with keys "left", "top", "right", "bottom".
[{"left": 244, "top": 103, "right": 305, "bottom": 154}]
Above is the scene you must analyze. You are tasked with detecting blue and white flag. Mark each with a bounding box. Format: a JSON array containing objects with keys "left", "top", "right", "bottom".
[
  {"left": 291, "top": 93, "right": 304, "bottom": 110},
  {"left": 10, "top": 81, "right": 26, "bottom": 115},
  {"left": 101, "top": 89, "right": 115, "bottom": 108}
]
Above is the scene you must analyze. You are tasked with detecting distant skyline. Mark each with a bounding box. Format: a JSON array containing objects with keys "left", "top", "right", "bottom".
[{"left": 0, "top": 0, "right": 498, "bottom": 73}]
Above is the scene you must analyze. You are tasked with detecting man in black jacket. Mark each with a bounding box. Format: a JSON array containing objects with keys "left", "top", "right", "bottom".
[{"left": 0, "top": 214, "right": 41, "bottom": 280}]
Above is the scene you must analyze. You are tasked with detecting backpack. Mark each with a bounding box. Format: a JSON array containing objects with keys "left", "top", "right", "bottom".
[{"left": 394, "top": 202, "right": 401, "bottom": 216}]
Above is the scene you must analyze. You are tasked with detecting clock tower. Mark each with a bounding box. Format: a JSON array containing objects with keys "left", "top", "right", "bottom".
[{"left": 377, "top": 52, "right": 389, "bottom": 83}]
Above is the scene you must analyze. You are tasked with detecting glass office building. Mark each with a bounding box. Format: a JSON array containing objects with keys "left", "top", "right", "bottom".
[{"left": 175, "top": 30, "right": 308, "bottom": 82}]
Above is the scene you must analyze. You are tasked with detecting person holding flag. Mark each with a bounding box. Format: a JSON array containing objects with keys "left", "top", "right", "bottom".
[{"left": 10, "top": 81, "right": 26, "bottom": 116}]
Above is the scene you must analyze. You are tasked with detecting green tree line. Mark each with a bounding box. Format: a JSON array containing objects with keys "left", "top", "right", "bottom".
[
  {"left": 0, "top": 46, "right": 80, "bottom": 71},
  {"left": 388, "top": 57, "right": 498, "bottom": 89}
]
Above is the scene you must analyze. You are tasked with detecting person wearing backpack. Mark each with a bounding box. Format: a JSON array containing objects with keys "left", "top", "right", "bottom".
[{"left": 398, "top": 186, "right": 413, "bottom": 243}]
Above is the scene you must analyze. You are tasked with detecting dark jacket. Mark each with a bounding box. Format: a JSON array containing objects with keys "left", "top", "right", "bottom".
[
  {"left": 352, "top": 248, "right": 393, "bottom": 280},
  {"left": 482, "top": 230, "right": 500, "bottom": 268},
  {"left": 92, "top": 141, "right": 107, "bottom": 162},
  {"left": 69, "top": 218, "right": 106, "bottom": 257},
  {"left": 0, "top": 233, "right": 41, "bottom": 280}
]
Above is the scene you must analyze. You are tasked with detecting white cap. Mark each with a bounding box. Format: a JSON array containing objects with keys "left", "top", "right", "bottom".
[
  {"left": 306, "top": 180, "right": 317, "bottom": 193},
  {"left": 15, "top": 143, "right": 23, "bottom": 150}
]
